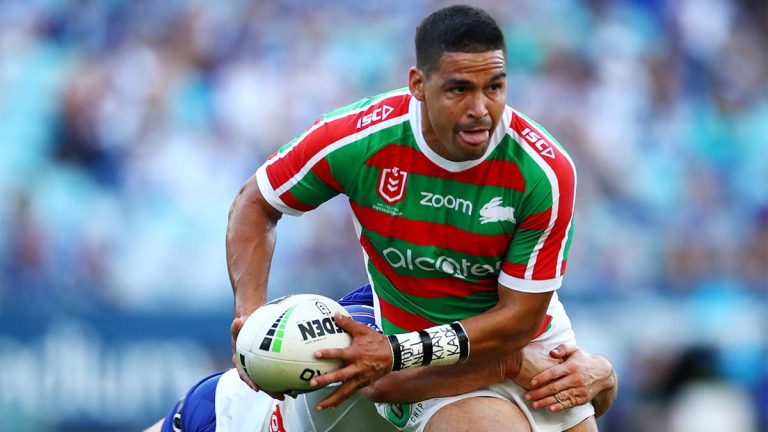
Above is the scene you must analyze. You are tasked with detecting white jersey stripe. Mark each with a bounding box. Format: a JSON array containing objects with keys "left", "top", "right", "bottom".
[
  {"left": 507, "top": 128, "right": 560, "bottom": 280},
  {"left": 255, "top": 166, "right": 302, "bottom": 216},
  {"left": 515, "top": 112, "right": 577, "bottom": 278},
  {"left": 498, "top": 272, "right": 563, "bottom": 292},
  {"left": 516, "top": 113, "right": 578, "bottom": 278},
  {"left": 508, "top": 111, "right": 577, "bottom": 280}
]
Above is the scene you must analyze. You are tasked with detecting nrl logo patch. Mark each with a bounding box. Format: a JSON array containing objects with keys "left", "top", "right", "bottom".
[{"left": 378, "top": 167, "right": 408, "bottom": 204}]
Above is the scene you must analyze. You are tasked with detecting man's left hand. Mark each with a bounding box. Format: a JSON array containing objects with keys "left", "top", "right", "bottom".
[{"left": 311, "top": 312, "right": 392, "bottom": 410}]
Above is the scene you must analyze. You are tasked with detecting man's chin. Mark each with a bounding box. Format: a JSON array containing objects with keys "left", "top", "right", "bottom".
[{"left": 455, "top": 141, "right": 490, "bottom": 161}]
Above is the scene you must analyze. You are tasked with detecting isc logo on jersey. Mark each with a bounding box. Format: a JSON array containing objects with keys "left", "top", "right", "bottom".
[
  {"left": 357, "top": 105, "right": 394, "bottom": 128},
  {"left": 520, "top": 127, "right": 555, "bottom": 159}
]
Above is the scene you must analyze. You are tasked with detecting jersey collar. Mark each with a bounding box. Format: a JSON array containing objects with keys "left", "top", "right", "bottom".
[{"left": 408, "top": 96, "right": 511, "bottom": 172}]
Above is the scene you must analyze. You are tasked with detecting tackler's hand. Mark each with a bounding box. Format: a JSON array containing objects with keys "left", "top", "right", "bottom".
[
  {"left": 524, "top": 344, "right": 614, "bottom": 412},
  {"left": 311, "top": 312, "right": 393, "bottom": 410}
]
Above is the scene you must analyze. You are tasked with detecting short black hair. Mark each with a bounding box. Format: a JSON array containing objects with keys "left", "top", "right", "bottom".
[{"left": 415, "top": 5, "right": 506, "bottom": 76}]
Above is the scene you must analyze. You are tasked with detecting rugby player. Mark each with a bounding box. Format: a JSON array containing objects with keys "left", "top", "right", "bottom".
[{"left": 226, "top": 5, "right": 617, "bottom": 431}]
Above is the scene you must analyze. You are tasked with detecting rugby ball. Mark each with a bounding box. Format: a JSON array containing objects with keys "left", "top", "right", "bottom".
[{"left": 236, "top": 294, "right": 351, "bottom": 394}]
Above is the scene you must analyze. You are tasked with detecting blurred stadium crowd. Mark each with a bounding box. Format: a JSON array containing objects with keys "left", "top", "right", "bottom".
[{"left": 0, "top": 0, "right": 765, "bottom": 431}]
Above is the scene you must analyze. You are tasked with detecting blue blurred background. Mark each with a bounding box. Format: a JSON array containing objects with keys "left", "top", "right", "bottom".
[{"left": 0, "top": 0, "right": 766, "bottom": 430}]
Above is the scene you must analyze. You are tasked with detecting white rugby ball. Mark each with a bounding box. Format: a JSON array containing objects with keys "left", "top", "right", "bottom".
[{"left": 236, "top": 294, "right": 351, "bottom": 393}]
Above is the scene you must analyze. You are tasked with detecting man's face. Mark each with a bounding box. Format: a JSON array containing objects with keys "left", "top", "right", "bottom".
[{"left": 409, "top": 50, "right": 507, "bottom": 162}]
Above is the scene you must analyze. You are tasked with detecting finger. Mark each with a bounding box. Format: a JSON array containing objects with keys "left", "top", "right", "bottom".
[
  {"left": 231, "top": 317, "right": 245, "bottom": 337},
  {"left": 334, "top": 312, "right": 370, "bottom": 336},
  {"left": 314, "top": 347, "right": 349, "bottom": 361},
  {"left": 526, "top": 374, "right": 577, "bottom": 401},
  {"left": 530, "top": 363, "right": 570, "bottom": 387},
  {"left": 529, "top": 394, "right": 560, "bottom": 411},
  {"left": 315, "top": 379, "right": 364, "bottom": 410},
  {"left": 549, "top": 343, "right": 577, "bottom": 359},
  {"left": 531, "top": 387, "right": 589, "bottom": 411},
  {"left": 310, "top": 364, "right": 358, "bottom": 387}
]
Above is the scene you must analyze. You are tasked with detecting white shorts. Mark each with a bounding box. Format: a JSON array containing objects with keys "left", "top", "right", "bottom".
[{"left": 375, "top": 299, "right": 595, "bottom": 432}]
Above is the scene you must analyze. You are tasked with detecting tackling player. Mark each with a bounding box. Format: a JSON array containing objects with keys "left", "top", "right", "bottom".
[
  {"left": 227, "top": 5, "right": 617, "bottom": 431},
  {"left": 145, "top": 288, "right": 616, "bottom": 431}
]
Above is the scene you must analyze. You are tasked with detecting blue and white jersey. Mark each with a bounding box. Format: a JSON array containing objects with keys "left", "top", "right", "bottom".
[{"left": 161, "top": 293, "right": 394, "bottom": 432}]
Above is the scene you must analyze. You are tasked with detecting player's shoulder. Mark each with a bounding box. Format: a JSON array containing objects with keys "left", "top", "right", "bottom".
[
  {"left": 504, "top": 107, "right": 576, "bottom": 183},
  {"left": 318, "top": 87, "right": 412, "bottom": 134}
]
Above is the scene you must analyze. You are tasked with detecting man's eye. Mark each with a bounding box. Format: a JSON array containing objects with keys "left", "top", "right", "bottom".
[
  {"left": 488, "top": 84, "right": 502, "bottom": 92},
  {"left": 449, "top": 87, "right": 467, "bottom": 95}
]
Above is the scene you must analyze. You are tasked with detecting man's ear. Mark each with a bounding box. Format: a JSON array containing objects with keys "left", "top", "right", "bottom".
[{"left": 408, "top": 67, "right": 426, "bottom": 101}]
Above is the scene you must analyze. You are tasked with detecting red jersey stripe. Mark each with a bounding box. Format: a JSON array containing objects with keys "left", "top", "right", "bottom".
[
  {"left": 278, "top": 190, "right": 314, "bottom": 212},
  {"left": 501, "top": 262, "right": 528, "bottom": 279},
  {"left": 510, "top": 113, "right": 576, "bottom": 280},
  {"left": 366, "top": 144, "right": 526, "bottom": 192},
  {"left": 518, "top": 208, "right": 552, "bottom": 231},
  {"left": 376, "top": 294, "right": 437, "bottom": 332},
  {"left": 351, "top": 201, "right": 512, "bottom": 257},
  {"left": 533, "top": 314, "right": 552, "bottom": 339},
  {"left": 311, "top": 158, "right": 343, "bottom": 193},
  {"left": 265, "top": 94, "right": 411, "bottom": 190}
]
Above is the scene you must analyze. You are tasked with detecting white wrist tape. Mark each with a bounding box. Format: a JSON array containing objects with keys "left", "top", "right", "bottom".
[{"left": 388, "top": 322, "right": 470, "bottom": 371}]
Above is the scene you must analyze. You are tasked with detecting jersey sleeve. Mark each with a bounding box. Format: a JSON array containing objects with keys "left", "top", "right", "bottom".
[
  {"left": 256, "top": 90, "right": 412, "bottom": 216},
  {"left": 256, "top": 118, "right": 349, "bottom": 216},
  {"left": 498, "top": 113, "right": 577, "bottom": 293}
]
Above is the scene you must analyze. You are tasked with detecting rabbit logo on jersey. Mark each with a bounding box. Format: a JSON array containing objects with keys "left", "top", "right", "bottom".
[
  {"left": 479, "top": 197, "right": 516, "bottom": 224},
  {"left": 378, "top": 167, "right": 408, "bottom": 204},
  {"left": 382, "top": 247, "right": 500, "bottom": 279}
]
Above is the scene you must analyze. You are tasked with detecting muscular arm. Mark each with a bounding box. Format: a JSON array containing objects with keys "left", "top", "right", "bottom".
[
  {"left": 226, "top": 174, "right": 282, "bottom": 389},
  {"left": 460, "top": 285, "right": 552, "bottom": 360},
  {"left": 313, "top": 285, "right": 552, "bottom": 409},
  {"left": 362, "top": 349, "right": 521, "bottom": 403}
]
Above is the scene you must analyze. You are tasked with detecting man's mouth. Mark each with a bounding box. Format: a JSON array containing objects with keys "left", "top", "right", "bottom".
[{"left": 457, "top": 129, "right": 490, "bottom": 146}]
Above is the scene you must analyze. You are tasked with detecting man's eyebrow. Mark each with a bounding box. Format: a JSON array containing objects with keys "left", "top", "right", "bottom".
[
  {"left": 442, "top": 72, "right": 507, "bottom": 88},
  {"left": 489, "top": 71, "right": 507, "bottom": 82},
  {"left": 442, "top": 78, "right": 473, "bottom": 88}
]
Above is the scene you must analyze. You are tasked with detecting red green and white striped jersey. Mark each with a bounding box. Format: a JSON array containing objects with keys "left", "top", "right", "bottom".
[{"left": 256, "top": 88, "right": 577, "bottom": 334}]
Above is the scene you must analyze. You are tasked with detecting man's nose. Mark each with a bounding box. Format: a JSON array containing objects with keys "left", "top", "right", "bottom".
[{"left": 467, "top": 92, "right": 489, "bottom": 119}]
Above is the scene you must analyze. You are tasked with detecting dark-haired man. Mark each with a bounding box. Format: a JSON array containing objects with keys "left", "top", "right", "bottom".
[{"left": 227, "top": 5, "right": 616, "bottom": 431}]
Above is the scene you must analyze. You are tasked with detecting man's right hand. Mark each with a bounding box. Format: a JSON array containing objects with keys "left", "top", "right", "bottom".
[
  {"left": 231, "top": 316, "right": 286, "bottom": 401},
  {"left": 524, "top": 344, "right": 616, "bottom": 415},
  {"left": 509, "top": 343, "right": 617, "bottom": 416},
  {"left": 508, "top": 342, "right": 562, "bottom": 390}
]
